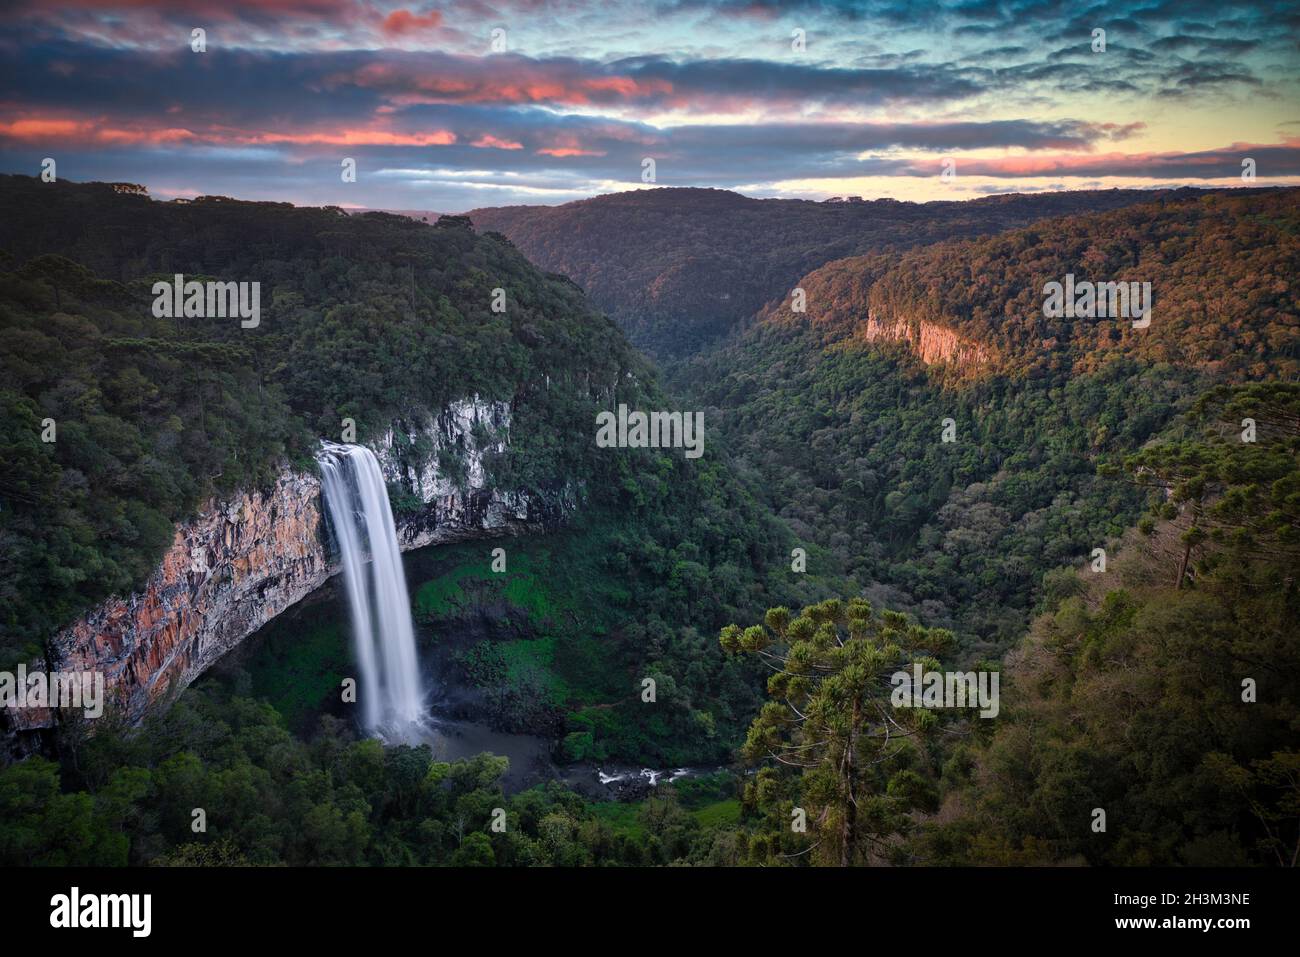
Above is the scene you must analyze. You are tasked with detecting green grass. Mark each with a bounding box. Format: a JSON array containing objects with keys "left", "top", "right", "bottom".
[
  {"left": 413, "top": 550, "right": 561, "bottom": 634},
  {"left": 247, "top": 619, "right": 349, "bottom": 731},
  {"left": 497, "top": 635, "right": 568, "bottom": 705},
  {"left": 690, "top": 799, "right": 741, "bottom": 828},
  {"left": 412, "top": 562, "right": 483, "bottom": 620},
  {"left": 589, "top": 794, "right": 738, "bottom": 837},
  {"left": 502, "top": 565, "right": 560, "bottom": 624},
  {"left": 410, "top": 525, "right": 632, "bottom": 708},
  {"left": 588, "top": 802, "right": 646, "bottom": 839}
]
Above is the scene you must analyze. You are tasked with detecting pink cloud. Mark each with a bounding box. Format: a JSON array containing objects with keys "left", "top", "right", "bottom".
[
  {"left": 344, "top": 59, "right": 674, "bottom": 107},
  {"left": 0, "top": 116, "right": 196, "bottom": 145},
  {"left": 381, "top": 8, "right": 443, "bottom": 36},
  {"left": 0, "top": 112, "right": 456, "bottom": 148},
  {"left": 536, "top": 147, "right": 606, "bottom": 157},
  {"left": 471, "top": 134, "right": 523, "bottom": 149},
  {"left": 249, "top": 126, "right": 456, "bottom": 146},
  {"left": 919, "top": 138, "right": 1300, "bottom": 178}
]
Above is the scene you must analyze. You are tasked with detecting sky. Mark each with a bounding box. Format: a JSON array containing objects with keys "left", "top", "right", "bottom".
[{"left": 1, "top": 0, "right": 1298, "bottom": 211}]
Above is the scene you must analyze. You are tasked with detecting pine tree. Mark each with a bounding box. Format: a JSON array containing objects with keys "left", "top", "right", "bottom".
[{"left": 721, "top": 598, "right": 953, "bottom": 865}]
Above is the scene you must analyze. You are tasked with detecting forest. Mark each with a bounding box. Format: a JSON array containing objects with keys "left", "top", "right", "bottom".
[
  {"left": 470, "top": 186, "right": 1170, "bottom": 359},
  {"left": 0, "top": 176, "right": 1296, "bottom": 868},
  {"left": 4, "top": 383, "right": 1293, "bottom": 867},
  {"left": 0, "top": 174, "right": 831, "bottom": 786},
  {"left": 672, "top": 187, "right": 1299, "bottom": 653}
]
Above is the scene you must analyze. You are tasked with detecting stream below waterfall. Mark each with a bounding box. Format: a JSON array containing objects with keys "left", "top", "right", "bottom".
[{"left": 393, "top": 714, "right": 721, "bottom": 798}]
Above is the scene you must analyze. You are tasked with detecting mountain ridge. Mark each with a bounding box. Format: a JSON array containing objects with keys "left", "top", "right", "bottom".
[{"left": 468, "top": 185, "right": 1245, "bottom": 359}]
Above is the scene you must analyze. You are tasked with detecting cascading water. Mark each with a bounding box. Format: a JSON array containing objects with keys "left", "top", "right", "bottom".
[{"left": 317, "top": 441, "right": 425, "bottom": 735}]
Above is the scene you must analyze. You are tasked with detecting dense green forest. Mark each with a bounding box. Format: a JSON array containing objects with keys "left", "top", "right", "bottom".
[
  {"left": 917, "top": 384, "right": 1300, "bottom": 866},
  {"left": 1, "top": 178, "right": 1296, "bottom": 868},
  {"left": 673, "top": 188, "right": 1299, "bottom": 654},
  {"left": 0, "top": 688, "right": 749, "bottom": 866},
  {"left": 5, "top": 383, "right": 1292, "bottom": 866},
  {"left": 470, "top": 186, "right": 1166, "bottom": 358}
]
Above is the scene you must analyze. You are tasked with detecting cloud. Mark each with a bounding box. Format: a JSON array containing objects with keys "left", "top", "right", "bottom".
[
  {"left": 1, "top": 0, "right": 1297, "bottom": 209},
  {"left": 537, "top": 146, "right": 606, "bottom": 157},
  {"left": 891, "top": 138, "right": 1300, "bottom": 179},
  {"left": 380, "top": 8, "right": 444, "bottom": 36},
  {"left": 0, "top": 111, "right": 456, "bottom": 148},
  {"left": 0, "top": 102, "right": 1133, "bottom": 172},
  {"left": 337, "top": 52, "right": 988, "bottom": 111},
  {"left": 0, "top": 117, "right": 198, "bottom": 146},
  {"left": 471, "top": 134, "right": 523, "bottom": 149}
]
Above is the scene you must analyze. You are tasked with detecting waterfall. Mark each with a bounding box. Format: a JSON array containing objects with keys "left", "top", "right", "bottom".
[{"left": 317, "top": 441, "right": 425, "bottom": 734}]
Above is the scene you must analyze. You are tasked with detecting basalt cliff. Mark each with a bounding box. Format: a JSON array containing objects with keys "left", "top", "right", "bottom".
[{"left": 854, "top": 308, "right": 994, "bottom": 370}]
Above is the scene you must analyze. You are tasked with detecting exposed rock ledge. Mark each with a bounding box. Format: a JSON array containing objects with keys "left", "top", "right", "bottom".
[
  {"left": 4, "top": 397, "right": 573, "bottom": 749},
  {"left": 858, "top": 309, "right": 993, "bottom": 370}
]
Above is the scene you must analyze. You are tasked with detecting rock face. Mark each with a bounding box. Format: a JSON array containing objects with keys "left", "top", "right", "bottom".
[
  {"left": 374, "top": 399, "right": 571, "bottom": 551},
  {"left": 859, "top": 309, "right": 993, "bottom": 370},
  {"left": 7, "top": 470, "right": 329, "bottom": 737},
  {"left": 378, "top": 399, "right": 510, "bottom": 503},
  {"left": 3, "top": 397, "right": 571, "bottom": 750}
]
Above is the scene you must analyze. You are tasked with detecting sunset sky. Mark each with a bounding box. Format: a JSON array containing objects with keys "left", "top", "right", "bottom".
[{"left": 2, "top": 0, "right": 1298, "bottom": 210}]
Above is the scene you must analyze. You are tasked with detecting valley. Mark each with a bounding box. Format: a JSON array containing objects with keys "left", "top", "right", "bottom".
[{"left": 1, "top": 175, "right": 1296, "bottom": 868}]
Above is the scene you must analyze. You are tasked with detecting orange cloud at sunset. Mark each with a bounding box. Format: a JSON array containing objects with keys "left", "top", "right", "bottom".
[
  {"left": 0, "top": 114, "right": 458, "bottom": 149},
  {"left": 0, "top": 117, "right": 197, "bottom": 145},
  {"left": 536, "top": 146, "right": 606, "bottom": 157},
  {"left": 909, "top": 138, "right": 1300, "bottom": 179}
]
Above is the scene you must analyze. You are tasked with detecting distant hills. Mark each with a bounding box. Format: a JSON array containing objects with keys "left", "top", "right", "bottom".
[
  {"left": 374, "top": 208, "right": 446, "bottom": 222},
  {"left": 465, "top": 183, "right": 1300, "bottom": 647},
  {"left": 469, "top": 186, "right": 1212, "bottom": 359},
  {"left": 752, "top": 187, "right": 1300, "bottom": 382}
]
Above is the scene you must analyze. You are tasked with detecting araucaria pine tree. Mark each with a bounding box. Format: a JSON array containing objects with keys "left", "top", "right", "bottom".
[{"left": 721, "top": 598, "right": 955, "bottom": 866}]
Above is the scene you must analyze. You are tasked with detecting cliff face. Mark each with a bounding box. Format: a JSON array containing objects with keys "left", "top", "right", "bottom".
[
  {"left": 857, "top": 309, "right": 994, "bottom": 371},
  {"left": 7, "top": 470, "right": 329, "bottom": 736},
  {"left": 4, "top": 397, "right": 569, "bottom": 748},
  {"left": 379, "top": 398, "right": 509, "bottom": 503}
]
